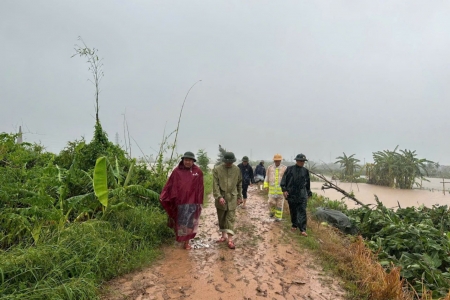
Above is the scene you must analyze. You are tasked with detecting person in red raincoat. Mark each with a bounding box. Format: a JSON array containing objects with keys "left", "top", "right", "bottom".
[{"left": 160, "top": 151, "right": 204, "bottom": 250}]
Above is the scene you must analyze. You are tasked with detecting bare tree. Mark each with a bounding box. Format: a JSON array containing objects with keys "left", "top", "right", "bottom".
[{"left": 72, "top": 36, "right": 104, "bottom": 123}]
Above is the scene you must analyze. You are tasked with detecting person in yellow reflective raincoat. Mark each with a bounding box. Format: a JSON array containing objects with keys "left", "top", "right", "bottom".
[{"left": 264, "top": 154, "right": 287, "bottom": 221}]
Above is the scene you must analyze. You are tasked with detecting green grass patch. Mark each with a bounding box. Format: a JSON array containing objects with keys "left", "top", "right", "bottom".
[
  {"left": 203, "top": 173, "right": 213, "bottom": 207},
  {"left": 0, "top": 206, "right": 173, "bottom": 299}
]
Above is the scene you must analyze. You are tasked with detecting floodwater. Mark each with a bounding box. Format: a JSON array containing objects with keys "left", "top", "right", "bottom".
[{"left": 311, "top": 177, "right": 450, "bottom": 209}]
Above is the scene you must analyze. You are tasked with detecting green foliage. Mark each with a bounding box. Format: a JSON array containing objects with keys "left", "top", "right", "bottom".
[
  {"left": 215, "top": 144, "right": 227, "bottom": 165},
  {"left": 0, "top": 131, "right": 171, "bottom": 298},
  {"left": 93, "top": 157, "right": 109, "bottom": 207},
  {"left": 307, "top": 193, "right": 349, "bottom": 212},
  {"left": 316, "top": 193, "right": 450, "bottom": 297},
  {"left": 203, "top": 173, "right": 213, "bottom": 206},
  {"left": 369, "top": 146, "right": 432, "bottom": 189},
  {"left": 54, "top": 123, "right": 131, "bottom": 176},
  {"left": 335, "top": 152, "right": 361, "bottom": 181},
  {"left": 196, "top": 149, "right": 210, "bottom": 174},
  {"left": 0, "top": 207, "right": 172, "bottom": 299}
]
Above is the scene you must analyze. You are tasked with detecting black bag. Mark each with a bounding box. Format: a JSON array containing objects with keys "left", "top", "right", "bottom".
[{"left": 314, "top": 207, "right": 357, "bottom": 234}]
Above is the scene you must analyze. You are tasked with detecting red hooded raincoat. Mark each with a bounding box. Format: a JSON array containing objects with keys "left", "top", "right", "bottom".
[{"left": 160, "top": 161, "right": 204, "bottom": 242}]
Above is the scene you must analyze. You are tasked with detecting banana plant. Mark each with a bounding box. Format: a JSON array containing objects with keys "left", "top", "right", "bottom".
[
  {"left": 335, "top": 152, "right": 361, "bottom": 181},
  {"left": 371, "top": 146, "right": 433, "bottom": 189},
  {"left": 92, "top": 156, "right": 159, "bottom": 218}
]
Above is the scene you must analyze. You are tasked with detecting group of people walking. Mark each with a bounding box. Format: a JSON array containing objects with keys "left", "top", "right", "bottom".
[{"left": 159, "top": 151, "right": 312, "bottom": 250}]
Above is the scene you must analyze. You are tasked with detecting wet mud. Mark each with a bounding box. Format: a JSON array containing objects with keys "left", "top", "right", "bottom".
[{"left": 102, "top": 187, "right": 346, "bottom": 300}]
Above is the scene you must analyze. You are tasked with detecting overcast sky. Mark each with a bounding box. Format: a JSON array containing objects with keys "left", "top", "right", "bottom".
[{"left": 2, "top": 1, "right": 450, "bottom": 164}]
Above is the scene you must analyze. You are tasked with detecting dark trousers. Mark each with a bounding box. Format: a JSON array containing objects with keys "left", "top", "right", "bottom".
[
  {"left": 242, "top": 183, "right": 249, "bottom": 199},
  {"left": 288, "top": 198, "right": 307, "bottom": 232}
]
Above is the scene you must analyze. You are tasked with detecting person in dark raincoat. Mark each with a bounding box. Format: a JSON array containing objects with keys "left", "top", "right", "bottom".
[
  {"left": 254, "top": 160, "right": 266, "bottom": 191},
  {"left": 237, "top": 156, "right": 254, "bottom": 209},
  {"left": 280, "top": 153, "right": 312, "bottom": 237},
  {"left": 160, "top": 151, "right": 204, "bottom": 250}
]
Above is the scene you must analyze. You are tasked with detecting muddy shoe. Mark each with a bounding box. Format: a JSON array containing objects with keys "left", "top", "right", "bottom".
[{"left": 300, "top": 231, "right": 308, "bottom": 237}]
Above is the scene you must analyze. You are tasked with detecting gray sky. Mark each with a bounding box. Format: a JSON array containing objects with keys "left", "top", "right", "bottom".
[{"left": 2, "top": 1, "right": 450, "bottom": 164}]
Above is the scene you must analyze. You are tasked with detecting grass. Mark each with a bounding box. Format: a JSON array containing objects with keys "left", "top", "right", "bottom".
[
  {"left": 283, "top": 193, "right": 450, "bottom": 300},
  {"left": 0, "top": 206, "right": 173, "bottom": 299},
  {"left": 284, "top": 214, "right": 399, "bottom": 299},
  {"left": 203, "top": 173, "right": 213, "bottom": 207}
]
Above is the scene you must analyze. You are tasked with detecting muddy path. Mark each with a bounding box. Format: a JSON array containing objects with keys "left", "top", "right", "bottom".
[{"left": 102, "top": 187, "right": 346, "bottom": 300}]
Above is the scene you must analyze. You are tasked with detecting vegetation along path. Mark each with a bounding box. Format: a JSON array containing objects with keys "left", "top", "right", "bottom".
[{"left": 102, "top": 186, "right": 345, "bottom": 300}]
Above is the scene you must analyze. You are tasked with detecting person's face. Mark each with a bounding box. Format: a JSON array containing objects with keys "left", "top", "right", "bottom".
[
  {"left": 183, "top": 158, "right": 194, "bottom": 168},
  {"left": 296, "top": 160, "right": 305, "bottom": 167},
  {"left": 274, "top": 160, "right": 281, "bottom": 167},
  {"left": 243, "top": 161, "right": 248, "bottom": 166},
  {"left": 225, "top": 162, "right": 233, "bottom": 168}
]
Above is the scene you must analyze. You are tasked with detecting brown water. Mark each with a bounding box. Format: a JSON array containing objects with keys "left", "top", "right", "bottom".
[{"left": 311, "top": 179, "right": 450, "bottom": 209}]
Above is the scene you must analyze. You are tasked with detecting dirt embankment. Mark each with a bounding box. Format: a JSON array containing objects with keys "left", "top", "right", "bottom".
[{"left": 102, "top": 186, "right": 346, "bottom": 300}]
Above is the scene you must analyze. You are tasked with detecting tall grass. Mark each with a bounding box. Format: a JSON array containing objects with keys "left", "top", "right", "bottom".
[
  {"left": 287, "top": 212, "right": 407, "bottom": 299},
  {"left": 0, "top": 207, "right": 172, "bottom": 299}
]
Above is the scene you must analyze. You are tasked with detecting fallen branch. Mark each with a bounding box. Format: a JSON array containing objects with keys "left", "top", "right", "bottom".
[{"left": 309, "top": 170, "right": 368, "bottom": 207}]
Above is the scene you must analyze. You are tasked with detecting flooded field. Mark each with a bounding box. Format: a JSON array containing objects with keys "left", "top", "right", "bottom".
[{"left": 311, "top": 177, "right": 450, "bottom": 209}]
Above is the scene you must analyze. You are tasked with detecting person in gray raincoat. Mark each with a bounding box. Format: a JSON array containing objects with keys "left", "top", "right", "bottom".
[
  {"left": 213, "top": 152, "right": 243, "bottom": 249},
  {"left": 280, "top": 153, "right": 312, "bottom": 236}
]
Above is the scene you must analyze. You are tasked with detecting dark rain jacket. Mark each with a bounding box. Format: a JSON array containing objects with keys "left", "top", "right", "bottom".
[
  {"left": 160, "top": 161, "right": 204, "bottom": 241},
  {"left": 255, "top": 163, "right": 266, "bottom": 178},
  {"left": 237, "top": 163, "right": 255, "bottom": 185},
  {"left": 280, "top": 165, "right": 312, "bottom": 201}
]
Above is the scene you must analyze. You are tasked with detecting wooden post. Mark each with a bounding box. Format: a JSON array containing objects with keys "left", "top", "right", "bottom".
[{"left": 439, "top": 178, "right": 450, "bottom": 195}]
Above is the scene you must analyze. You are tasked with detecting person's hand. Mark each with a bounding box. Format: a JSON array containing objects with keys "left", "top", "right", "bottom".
[
  {"left": 237, "top": 199, "right": 243, "bottom": 205},
  {"left": 219, "top": 197, "right": 226, "bottom": 206},
  {"left": 283, "top": 191, "right": 289, "bottom": 198}
]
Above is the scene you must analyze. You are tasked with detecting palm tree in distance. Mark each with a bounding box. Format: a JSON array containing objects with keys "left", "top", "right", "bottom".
[{"left": 335, "top": 152, "right": 360, "bottom": 181}]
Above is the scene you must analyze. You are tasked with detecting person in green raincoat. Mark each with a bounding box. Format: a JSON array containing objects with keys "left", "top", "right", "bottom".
[{"left": 213, "top": 152, "right": 243, "bottom": 249}]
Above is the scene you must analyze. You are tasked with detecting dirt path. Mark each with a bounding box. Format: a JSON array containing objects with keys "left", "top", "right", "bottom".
[{"left": 102, "top": 187, "right": 346, "bottom": 300}]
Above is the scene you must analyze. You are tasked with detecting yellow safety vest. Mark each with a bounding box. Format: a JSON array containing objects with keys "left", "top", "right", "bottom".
[{"left": 263, "top": 167, "right": 283, "bottom": 195}]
